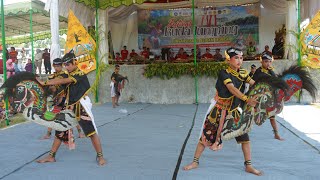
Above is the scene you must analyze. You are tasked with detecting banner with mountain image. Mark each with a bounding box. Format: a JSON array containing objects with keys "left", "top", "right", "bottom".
[
  {"left": 301, "top": 11, "right": 320, "bottom": 68},
  {"left": 137, "top": 4, "right": 259, "bottom": 52},
  {"left": 66, "top": 10, "right": 96, "bottom": 74}
]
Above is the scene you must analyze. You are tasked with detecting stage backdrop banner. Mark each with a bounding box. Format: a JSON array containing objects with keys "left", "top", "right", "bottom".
[
  {"left": 301, "top": 11, "right": 320, "bottom": 69},
  {"left": 66, "top": 10, "right": 96, "bottom": 74},
  {"left": 138, "top": 4, "right": 259, "bottom": 52}
]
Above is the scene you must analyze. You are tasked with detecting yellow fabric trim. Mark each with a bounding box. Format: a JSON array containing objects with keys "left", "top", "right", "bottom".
[
  {"left": 69, "top": 76, "right": 77, "bottom": 84},
  {"left": 245, "top": 76, "right": 252, "bottom": 83},
  {"left": 69, "top": 67, "right": 85, "bottom": 76},
  {"left": 223, "top": 78, "right": 232, "bottom": 85},
  {"left": 237, "top": 141, "right": 250, "bottom": 144},
  {"left": 239, "top": 69, "right": 249, "bottom": 79},
  {"left": 226, "top": 67, "right": 248, "bottom": 81},
  {"left": 215, "top": 91, "right": 233, "bottom": 100},
  {"left": 86, "top": 131, "right": 96, "bottom": 137},
  {"left": 261, "top": 67, "right": 269, "bottom": 74}
]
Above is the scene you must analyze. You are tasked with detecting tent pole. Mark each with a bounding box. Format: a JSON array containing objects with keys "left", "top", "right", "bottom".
[
  {"left": 95, "top": 0, "right": 99, "bottom": 103},
  {"left": 1, "top": 0, "right": 10, "bottom": 126},
  {"left": 29, "top": 3, "right": 34, "bottom": 73},
  {"left": 297, "top": 0, "right": 301, "bottom": 67},
  {"left": 192, "top": 0, "right": 198, "bottom": 104},
  {"left": 296, "top": 0, "right": 301, "bottom": 102}
]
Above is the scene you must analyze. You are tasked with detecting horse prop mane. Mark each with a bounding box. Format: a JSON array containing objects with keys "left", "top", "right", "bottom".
[
  {"left": 0, "top": 72, "right": 78, "bottom": 131},
  {"left": 221, "top": 65, "right": 317, "bottom": 140}
]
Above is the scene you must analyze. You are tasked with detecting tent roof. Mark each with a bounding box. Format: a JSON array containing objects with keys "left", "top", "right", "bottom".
[
  {"left": 74, "top": 0, "right": 153, "bottom": 9},
  {"left": 0, "top": 0, "right": 67, "bottom": 43},
  {"left": 74, "top": 0, "right": 261, "bottom": 9}
]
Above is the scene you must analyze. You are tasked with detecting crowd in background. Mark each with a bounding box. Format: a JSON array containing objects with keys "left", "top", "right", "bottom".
[
  {"left": 1, "top": 46, "right": 51, "bottom": 78},
  {"left": 113, "top": 43, "right": 275, "bottom": 63}
]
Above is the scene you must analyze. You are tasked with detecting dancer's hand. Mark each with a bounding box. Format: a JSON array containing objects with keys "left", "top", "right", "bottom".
[
  {"left": 247, "top": 96, "right": 258, "bottom": 107},
  {"left": 36, "top": 77, "right": 45, "bottom": 86}
]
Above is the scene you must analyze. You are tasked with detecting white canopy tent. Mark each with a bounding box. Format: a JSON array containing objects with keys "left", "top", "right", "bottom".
[{"left": 45, "top": 0, "right": 320, "bottom": 63}]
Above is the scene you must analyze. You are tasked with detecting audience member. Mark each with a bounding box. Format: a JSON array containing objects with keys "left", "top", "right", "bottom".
[
  {"left": 262, "top": 45, "right": 272, "bottom": 56},
  {"left": 9, "top": 47, "right": 18, "bottom": 61},
  {"left": 115, "top": 52, "right": 121, "bottom": 61},
  {"left": 13, "top": 59, "right": 23, "bottom": 74},
  {"left": 140, "top": 47, "right": 149, "bottom": 59},
  {"left": 42, "top": 48, "right": 51, "bottom": 74},
  {"left": 6, "top": 59, "right": 15, "bottom": 78},
  {"left": 121, "top": 46, "right": 129, "bottom": 60},
  {"left": 25, "top": 59, "right": 34, "bottom": 73},
  {"left": 213, "top": 48, "right": 223, "bottom": 61},
  {"left": 35, "top": 49, "right": 43, "bottom": 74},
  {"left": 129, "top": 49, "right": 138, "bottom": 58},
  {"left": 202, "top": 48, "right": 213, "bottom": 59}
]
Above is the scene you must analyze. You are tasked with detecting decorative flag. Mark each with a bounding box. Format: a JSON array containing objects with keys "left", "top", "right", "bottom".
[
  {"left": 300, "top": 11, "right": 320, "bottom": 68},
  {"left": 66, "top": 10, "right": 96, "bottom": 74}
]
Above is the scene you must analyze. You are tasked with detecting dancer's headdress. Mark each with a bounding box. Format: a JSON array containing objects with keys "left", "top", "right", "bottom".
[{"left": 225, "top": 47, "right": 243, "bottom": 61}]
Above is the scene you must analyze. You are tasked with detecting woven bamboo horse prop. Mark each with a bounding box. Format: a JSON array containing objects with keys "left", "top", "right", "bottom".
[
  {"left": 220, "top": 65, "right": 317, "bottom": 141},
  {"left": 0, "top": 72, "right": 78, "bottom": 131}
]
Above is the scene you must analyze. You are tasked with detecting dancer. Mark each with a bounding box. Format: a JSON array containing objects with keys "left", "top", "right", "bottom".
[
  {"left": 252, "top": 53, "right": 284, "bottom": 140},
  {"left": 110, "top": 65, "right": 128, "bottom": 107},
  {"left": 36, "top": 51, "right": 106, "bottom": 166},
  {"left": 41, "top": 58, "right": 85, "bottom": 139},
  {"left": 183, "top": 47, "right": 262, "bottom": 176}
]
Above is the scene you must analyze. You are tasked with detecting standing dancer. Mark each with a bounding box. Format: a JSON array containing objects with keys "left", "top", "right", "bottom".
[
  {"left": 183, "top": 47, "right": 262, "bottom": 176},
  {"left": 36, "top": 51, "right": 106, "bottom": 166},
  {"left": 41, "top": 58, "right": 85, "bottom": 140},
  {"left": 252, "top": 53, "right": 284, "bottom": 140},
  {"left": 111, "top": 65, "right": 128, "bottom": 107}
]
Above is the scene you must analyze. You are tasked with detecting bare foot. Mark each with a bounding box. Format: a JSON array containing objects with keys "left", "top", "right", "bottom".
[
  {"left": 183, "top": 162, "right": 198, "bottom": 171},
  {"left": 78, "top": 133, "right": 85, "bottom": 138},
  {"left": 36, "top": 156, "right": 56, "bottom": 163},
  {"left": 41, "top": 135, "right": 51, "bottom": 140},
  {"left": 274, "top": 134, "right": 284, "bottom": 141},
  {"left": 97, "top": 156, "right": 107, "bottom": 166},
  {"left": 116, "top": 103, "right": 120, "bottom": 106},
  {"left": 245, "top": 165, "right": 263, "bottom": 176}
]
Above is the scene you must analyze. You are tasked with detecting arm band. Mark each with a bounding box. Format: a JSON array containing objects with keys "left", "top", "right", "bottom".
[{"left": 241, "top": 95, "right": 248, "bottom": 102}]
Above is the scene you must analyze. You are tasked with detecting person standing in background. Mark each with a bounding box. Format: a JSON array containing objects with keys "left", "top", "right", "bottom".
[
  {"left": 35, "top": 49, "right": 43, "bottom": 74},
  {"left": 9, "top": 47, "right": 18, "bottom": 61},
  {"left": 43, "top": 48, "right": 51, "bottom": 74}
]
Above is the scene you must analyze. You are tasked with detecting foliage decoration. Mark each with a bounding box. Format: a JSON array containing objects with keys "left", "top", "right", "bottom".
[{"left": 143, "top": 62, "right": 228, "bottom": 79}]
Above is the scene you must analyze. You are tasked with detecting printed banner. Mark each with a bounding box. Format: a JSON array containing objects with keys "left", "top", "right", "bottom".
[
  {"left": 301, "top": 11, "right": 320, "bottom": 68},
  {"left": 66, "top": 10, "right": 96, "bottom": 74},
  {"left": 138, "top": 4, "right": 259, "bottom": 52}
]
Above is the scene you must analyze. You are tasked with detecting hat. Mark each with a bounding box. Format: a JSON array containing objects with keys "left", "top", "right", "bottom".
[
  {"left": 225, "top": 47, "right": 243, "bottom": 60},
  {"left": 53, "top": 58, "right": 63, "bottom": 65},
  {"left": 251, "top": 64, "right": 256, "bottom": 68},
  {"left": 62, "top": 49, "right": 76, "bottom": 63}
]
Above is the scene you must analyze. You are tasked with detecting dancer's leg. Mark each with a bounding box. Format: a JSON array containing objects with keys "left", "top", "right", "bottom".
[{"left": 183, "top": 142, "right": 205, "bottom": 170}]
